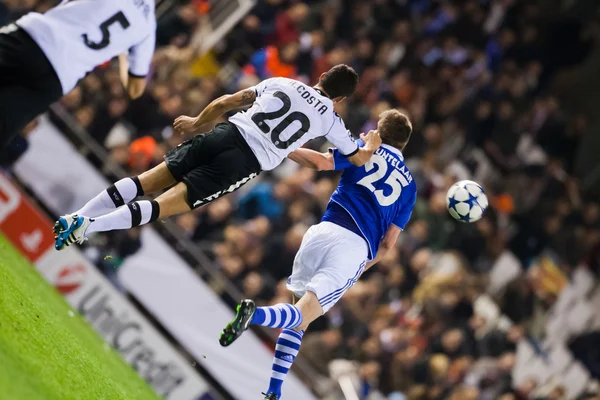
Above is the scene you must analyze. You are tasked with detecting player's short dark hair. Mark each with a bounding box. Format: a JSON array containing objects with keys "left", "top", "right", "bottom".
[
  {"left": 319, "top": 64, "right": 359, "bottom": 99},
  {"left": 377, "top": 109, "right": 412, "bottom": 150}
]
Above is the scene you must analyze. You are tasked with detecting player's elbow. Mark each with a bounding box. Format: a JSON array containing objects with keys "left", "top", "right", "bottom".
[{"left": 316, "top": 153, "right": 334, "bottom": 171}]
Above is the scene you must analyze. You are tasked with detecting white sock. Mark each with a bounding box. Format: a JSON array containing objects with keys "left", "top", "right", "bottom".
[
  {"left": 75, "top": 177, "right": 143, "bottom": 218},
  {"left": 85, "top": 200, "right": 160, "bottom": 235}
]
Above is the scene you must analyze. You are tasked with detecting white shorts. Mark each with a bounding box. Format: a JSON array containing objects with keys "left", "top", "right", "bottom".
[{"left": 286, "top": 221, "right": 369, "bottom": 314}]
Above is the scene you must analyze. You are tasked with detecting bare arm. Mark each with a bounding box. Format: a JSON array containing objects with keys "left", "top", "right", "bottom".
[
  {"left": 346, "top": 131, "right": 381, "bottom": 167},
  {"left": 174, "top": 88, "right": 257, "bottom": 134},
  {"left": 288, "top": 148, "right": 334, "bottom": 170},
  {"left": 346, "top": 147, "right": 377, "bottom": 167},
  {"left": 193, "top": 89, "right": 257, "bottom": 128},
  {"left": 364, "top": 224, "right": 402, "bottom": 272},
  {"left": 119, "top": 54, "right": 146, "bottom": 99},
  {"left": 289, "top": 130, "right": 381, "bottom": 170},
  {"left": 119, "top": 53, "right": 128, "bottom": 90}
]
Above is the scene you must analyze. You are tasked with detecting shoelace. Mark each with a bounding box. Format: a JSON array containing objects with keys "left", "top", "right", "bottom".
[
  {"left": 64, "top": 216, "right": 88, "bottom": 246},
  {"left": 66, "top": 233, "right": 88, "bottom": 245}
]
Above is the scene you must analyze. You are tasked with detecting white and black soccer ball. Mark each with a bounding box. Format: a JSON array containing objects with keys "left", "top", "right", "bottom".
[{"left": 446, "top": 180, "right": 488, "bottom": 223}]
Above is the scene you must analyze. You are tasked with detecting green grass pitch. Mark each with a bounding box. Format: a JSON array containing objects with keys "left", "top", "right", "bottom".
[{"left": 0, "top": 236, "right": 159, "bottom": 400}]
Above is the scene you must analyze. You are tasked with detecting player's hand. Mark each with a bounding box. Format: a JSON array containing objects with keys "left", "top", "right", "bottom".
[
  {"left": 360, "top": 130, "right": 382, "bottom": 150},
  {"left": 173, "top": 116, "right": 199, "bottom": 135}
]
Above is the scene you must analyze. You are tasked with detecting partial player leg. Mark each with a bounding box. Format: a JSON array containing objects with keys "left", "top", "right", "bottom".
[
  {"left": 219, "top": 293, "right": 322, "bottom": 400},
  {"left": 219, "top": 223, "right": 368, "bottom": 399},
  {"left": 290, "top": 291, "right": 323, "bottom": 331},
  {"left": 69, "top": 122, "right": 253, "bottom": 220},
  {"left": 88, "top": 181, "right": 190, "bottom": 233},
  {"left": 53, "top": 162, "right": 177, "bottom": 243},
  {"left": 219, "top": 301, "right": 304, "bottom": 347},
  {"left": 54, "top": 182, "right": 190, "bottom": 250},
  {"left": 261, "top": 222, "right": 367, "bottom": 399},
  {"left": 71, "top": 176, "right": 145, "bottom": 219},
  {"left": 70, "top": 162, "right": 176, "bottom": 218},
  {"left": 55, "top": 123, "right": 260, "bottom": 249},
  {"left": 219, "top": 292, "right": 321, "bottom": 346},
  {"left": 265, "top": 292, "right": 322, "bottom": 399}
]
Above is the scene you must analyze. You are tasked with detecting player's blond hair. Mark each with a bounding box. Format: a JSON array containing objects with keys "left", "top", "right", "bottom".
[{"left": 377, "top": 109, "right": 412, "bottom": 150}]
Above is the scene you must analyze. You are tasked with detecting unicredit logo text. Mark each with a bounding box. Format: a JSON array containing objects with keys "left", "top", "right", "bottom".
[{"left": 76, "top": 285, "right": 187, "bottom": 398}]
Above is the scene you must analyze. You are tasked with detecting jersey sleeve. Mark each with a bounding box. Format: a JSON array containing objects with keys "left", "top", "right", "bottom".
[
  {"left": 128, "top": 32, "right": 156, "bottom": 78},
  {"left": 250, "top": 77, "right": 277, "bottom": 96},
  {"left": 329, "top": 139, "right": 364, "bottom": 170},
  {"left": 392, "top": 186, "right": 417, "bottom": 230},
  {"left": 325, "top": 116, "right": 359, "bottom": 157}
]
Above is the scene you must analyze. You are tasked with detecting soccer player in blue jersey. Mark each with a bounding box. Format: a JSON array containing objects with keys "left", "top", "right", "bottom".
[{"left": 218, "top": 109, "right": 416, "bottom": 400}]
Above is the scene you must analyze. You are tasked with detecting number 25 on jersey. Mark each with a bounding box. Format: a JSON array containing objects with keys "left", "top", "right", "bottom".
[{"left": 358, "top": 154, "right": 409, "bottom": 206}]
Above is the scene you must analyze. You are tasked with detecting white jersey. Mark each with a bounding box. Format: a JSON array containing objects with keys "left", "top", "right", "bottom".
[
  {"left": 229, "top": 77, "right": 359, "bottom": 171},
  {"left": 17, "top": 0, "right": 156, "bottom": 95}
]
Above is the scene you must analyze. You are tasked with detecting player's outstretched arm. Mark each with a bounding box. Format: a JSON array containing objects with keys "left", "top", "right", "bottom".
[
  {"left": 346, "top": 130, "right": 381, "bottom": 167},
  {"left": 364, "top": 224, "right": 402, "bottom": 272},
  {"left": 173, "top": 88, "right": 257, "bottom": 134},
  {"left": 288, "top": 149, "right": 334, "bottom": 171}
]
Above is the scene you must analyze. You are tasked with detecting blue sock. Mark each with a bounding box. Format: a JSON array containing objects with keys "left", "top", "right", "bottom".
[
  {"left": 251, "top": 304, "right": 303, "bottom": 329},
  {"left": 268, "top": 329, "right": 304, "bottom": 397}
]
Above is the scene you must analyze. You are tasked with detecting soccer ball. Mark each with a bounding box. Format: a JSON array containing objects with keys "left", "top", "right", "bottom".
[{"left": 446, "top": 180, "right": 488, "bottom": 223}]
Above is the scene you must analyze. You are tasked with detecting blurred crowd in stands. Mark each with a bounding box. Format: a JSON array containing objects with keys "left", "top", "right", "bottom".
[{"left": 5, "top": 0, "right": 600, "bottom": 399}]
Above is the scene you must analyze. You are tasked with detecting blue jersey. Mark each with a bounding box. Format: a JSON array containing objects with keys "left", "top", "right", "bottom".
[{"left": 321, "top": 141, "right": 417, "bottom": 260}]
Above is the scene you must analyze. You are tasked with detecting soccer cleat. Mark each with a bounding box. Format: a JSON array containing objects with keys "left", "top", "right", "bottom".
[
  {"left": 54, "top": 215, "right": 92, "bottom": 251},
  {"left": 219, "top": 299, "right": 256, "bottom": 347},
  {"left": 53, "top": 214, "right": 77, "bottom": 235},
  {"left": 262, "top": 393, "right": 279, "bottom": 400}
]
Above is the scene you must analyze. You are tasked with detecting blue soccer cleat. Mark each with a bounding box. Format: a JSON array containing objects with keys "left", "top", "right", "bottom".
[
  {"left": 53, "top": 214, "right": 75, "bottom": 235},
  {"left": 54, "top": 215, "right": 92, "bottom": 251}
]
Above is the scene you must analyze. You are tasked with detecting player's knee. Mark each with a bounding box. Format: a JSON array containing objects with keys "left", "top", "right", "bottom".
[
  {"left": 294, "top": 291, "right": 323, "bottom": 330},
  {"left": 155, "top": 183, "right": 191, "bottom": 218},
  {"left": 295, "top": 308, "right": 318, "bottom": 331},
  {"left": 295, "top": 308, "right": 314, "bottom": 332},
  {"left": 138, "top": 162, "right": 177, "bottom": 194},
  {"left": 295, "top": 320, "right": 310, "bottom": 332}
]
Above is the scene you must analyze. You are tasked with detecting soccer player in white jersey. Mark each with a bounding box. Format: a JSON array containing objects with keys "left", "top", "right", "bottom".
[
  {"left": 0, "top": 0, "right": 156, "bottom": 148},
  {"left": 54, "top": 65, "right": 382, "bottom": 250},
  {"left": 218, "top": 110, "right": 416, "bottom": 400}
]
